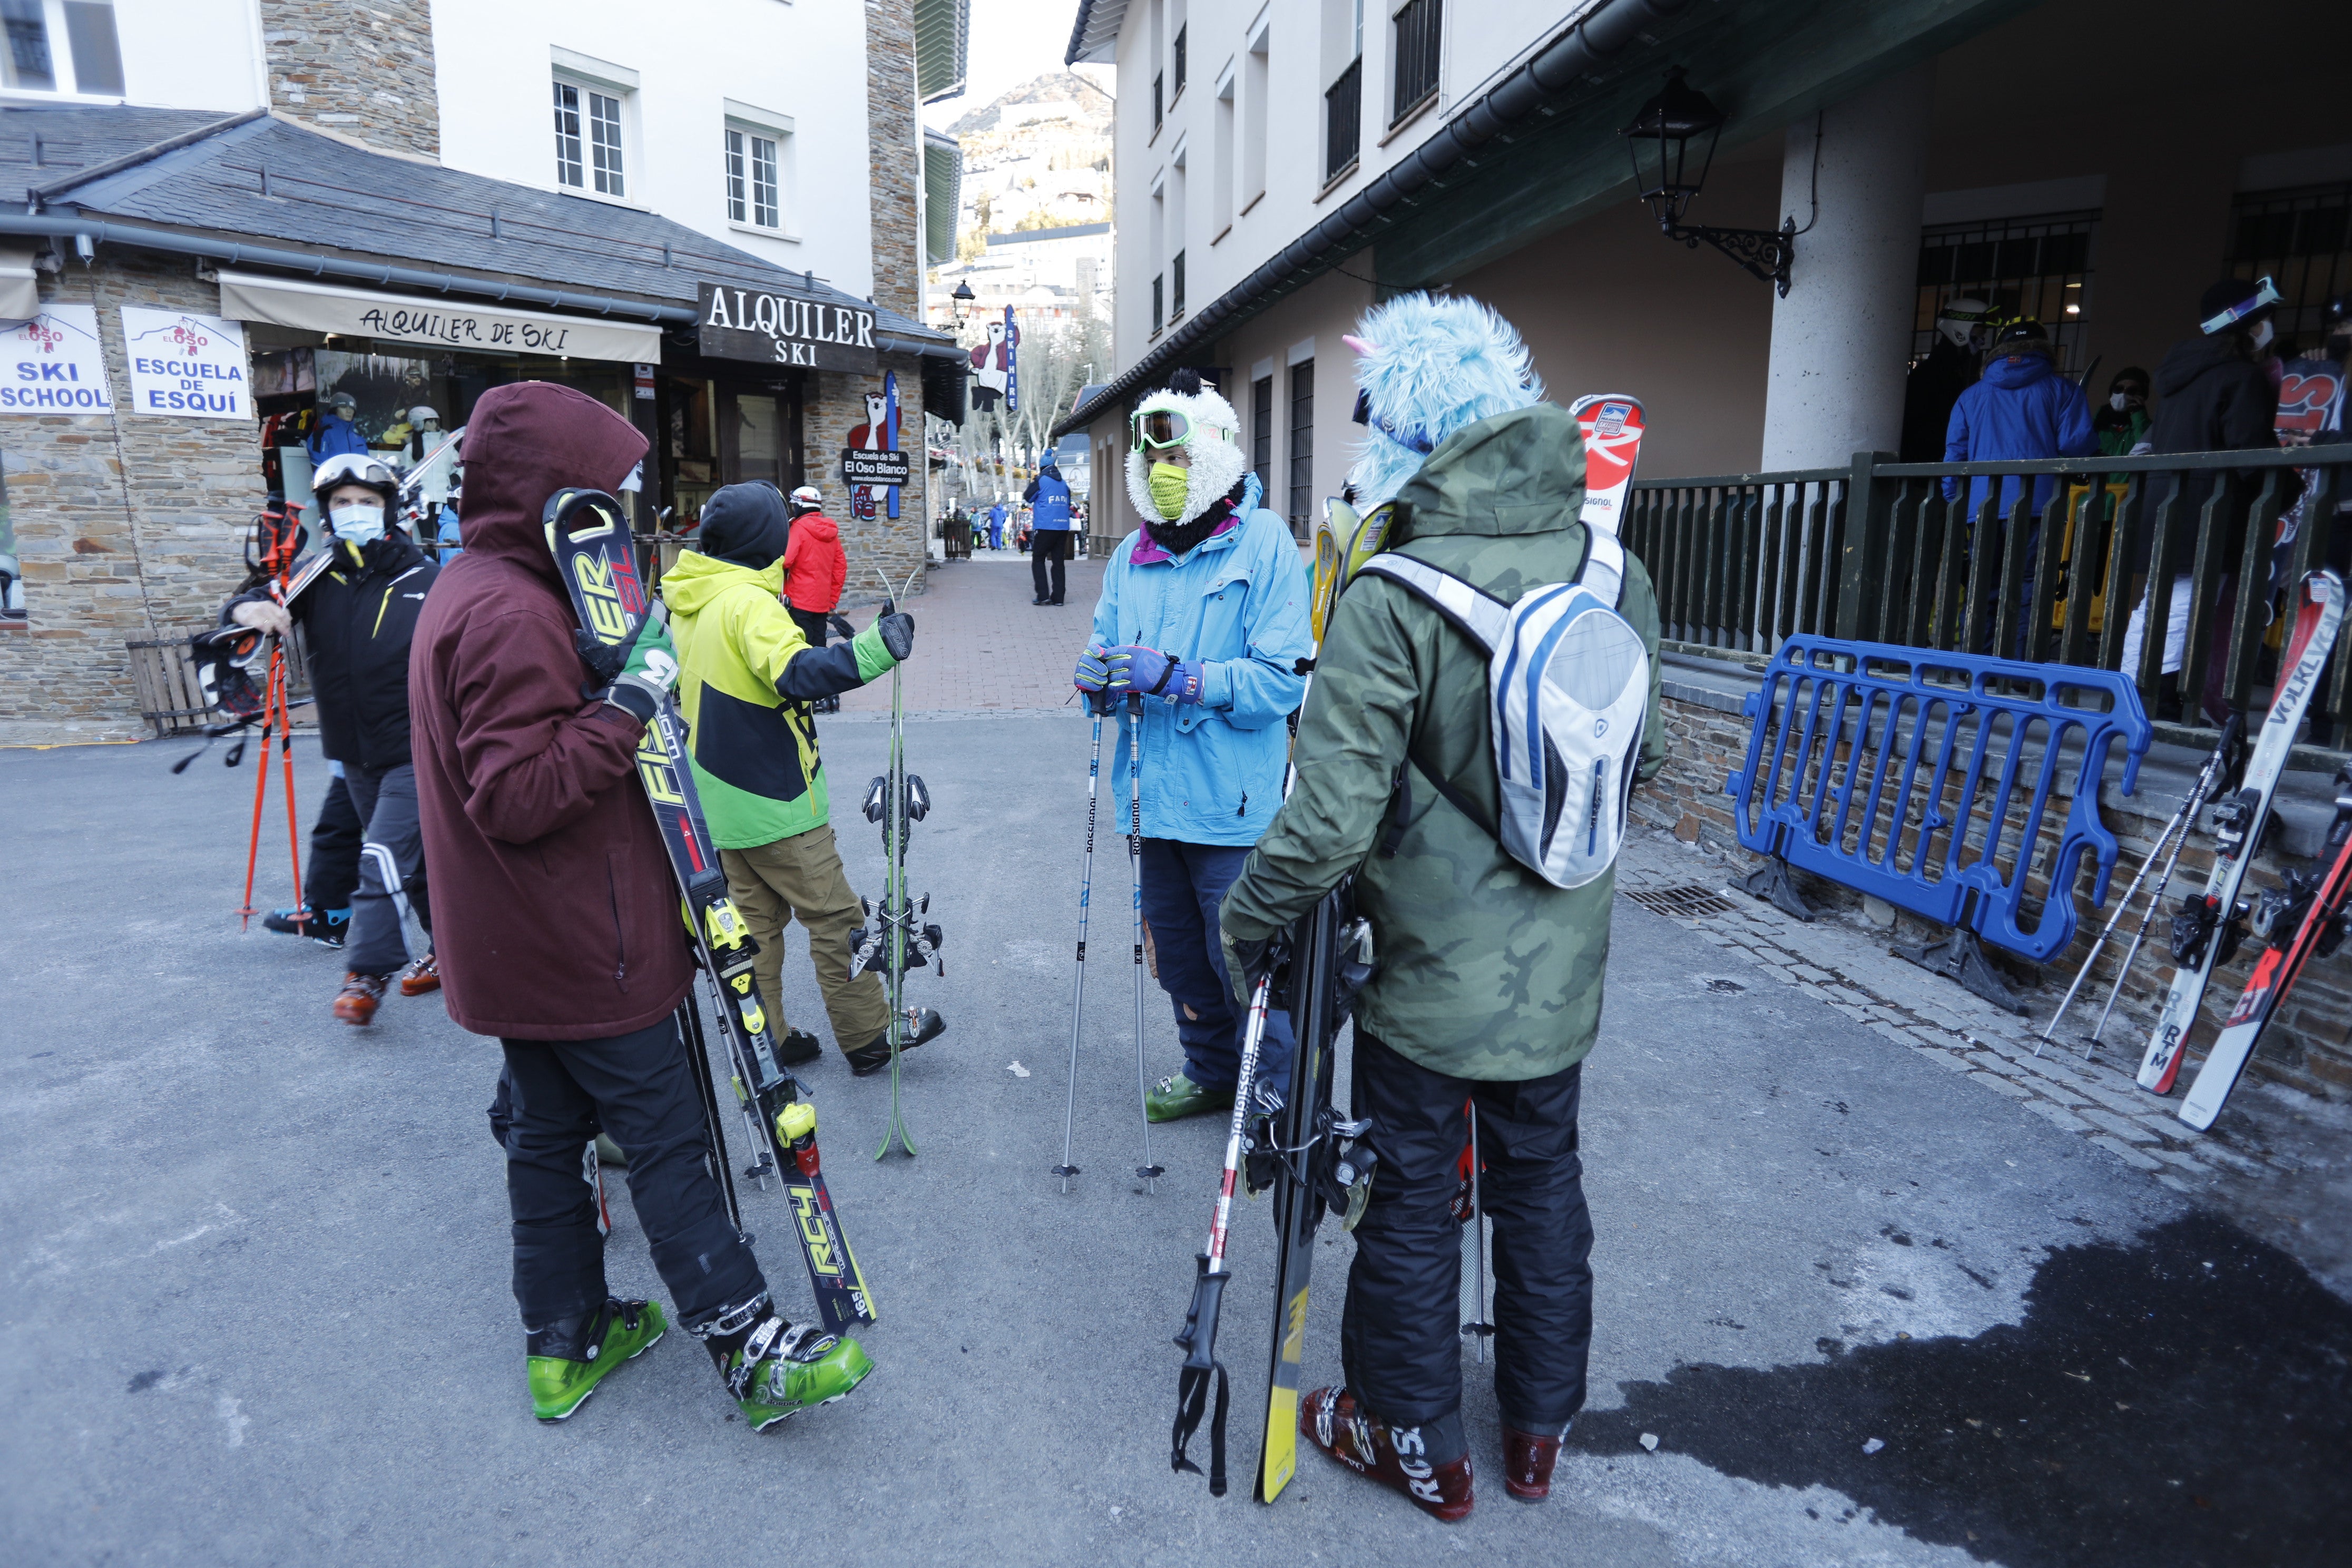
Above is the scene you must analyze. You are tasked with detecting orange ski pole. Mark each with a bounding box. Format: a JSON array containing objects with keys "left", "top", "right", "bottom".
[
  {"left": 276, "top": 646, "right": 302, "bottom": 915},
  {"left": 237, "top": 644, "right": 277, "bottom": 928}
]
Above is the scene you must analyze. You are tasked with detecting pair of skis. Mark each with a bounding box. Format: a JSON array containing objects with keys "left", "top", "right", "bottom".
[
  {"left": 1051, "top": 689, "right": 1163, "bottom": 1194},
  {"left": 2128, "top": 569, "right": 2348, "bottom": 1129},
  {"left": 543, "top": 488, "right": 876, "bottom": 1338}
]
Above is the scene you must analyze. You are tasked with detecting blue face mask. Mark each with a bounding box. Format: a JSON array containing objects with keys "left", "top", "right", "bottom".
[{"left": 332, "top": 504, "right": 386, "bottom": 546}]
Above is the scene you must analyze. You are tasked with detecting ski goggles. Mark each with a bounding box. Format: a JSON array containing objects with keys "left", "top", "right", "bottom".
[
  {"left": 1131, "top": 406, "right": 1193, "bottom": 452},
  {"left": 310, "top": 454, "right": 401, "bottom": 494},
  {"left": 1351, "top": 388, "right": 1435, "bottom": 455},
  {"left": 2202, "top": 276, "right": 2283, "bottom": 335}
]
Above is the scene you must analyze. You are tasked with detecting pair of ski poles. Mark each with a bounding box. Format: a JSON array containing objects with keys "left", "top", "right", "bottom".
[
  {"left": 1053, "top": 689, "right": 1164, "bottom": 1194},
  {"left": 2036, "top": 712, "right": 2244, "bottom": 1058}
]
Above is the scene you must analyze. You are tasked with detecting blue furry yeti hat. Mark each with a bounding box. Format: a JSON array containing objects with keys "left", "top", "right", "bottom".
[{"left": 1345, "top": 292, "right": 1543, "bottom": 508}]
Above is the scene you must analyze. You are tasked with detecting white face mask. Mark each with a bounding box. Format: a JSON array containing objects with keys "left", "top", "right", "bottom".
[
  {"left": 2110, "top": 393, "right": 2131, "bottom": 411},
  {"left": 2251, "top": 318, "right": 2275, "bottom": 351},
  {"left": 333, "top": 504, "right": 386, "bottom": 545}
]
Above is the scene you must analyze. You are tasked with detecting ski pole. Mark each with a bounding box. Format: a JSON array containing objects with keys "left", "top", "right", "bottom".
[
  {"left": 1128, "top": 691, "right": 1163, "bottom": 1192},
  {"left": 2035, "top": 785, "right": 2198, "bottom": 1054},
  {"left": 1463, "top": 1102, "right": 1493, "bottom": 1363},
  {"left": 1054, "top": 691, "right": 1110, "bottom": 1192},
  {"left": 1172, "top": 963, "right": 1278, "bottom": 1496}
]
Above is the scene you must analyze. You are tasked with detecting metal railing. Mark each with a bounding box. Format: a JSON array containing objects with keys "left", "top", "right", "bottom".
[{"left": 1625, "top": 444, "right": 2352, "bottom": 742}]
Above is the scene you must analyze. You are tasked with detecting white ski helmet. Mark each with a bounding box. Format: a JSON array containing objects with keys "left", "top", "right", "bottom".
[{"left": 1935, "top": 298, "right": 1995, "bottom": 351}]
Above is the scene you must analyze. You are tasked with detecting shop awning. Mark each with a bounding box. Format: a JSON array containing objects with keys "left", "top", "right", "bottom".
[
  {"left": 0, "top": 244, "right": 38, "bottom": 325},
  {"left": 216, "top": 269, "right": 663, "bottom": 364}
]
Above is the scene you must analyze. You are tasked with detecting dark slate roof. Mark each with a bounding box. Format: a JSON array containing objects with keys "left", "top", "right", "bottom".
[
  {"left": 8, "top": 106, "right": 945, "bottom": 344},
  {"left": 0, "top": 105, "right": 233, "bottom": 206}
]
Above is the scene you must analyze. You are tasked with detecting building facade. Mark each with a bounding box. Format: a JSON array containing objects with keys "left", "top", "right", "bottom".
[{"left": 0, "top": 1, "right": 964, "bottom": 741}]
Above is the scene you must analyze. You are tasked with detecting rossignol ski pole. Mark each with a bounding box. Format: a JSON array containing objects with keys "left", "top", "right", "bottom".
[
  {"left": 1054, "top": 690, "right": 1114, "bottom": 1192},
  {"left": 1126, "top": 692, "right": 1164, "bottom": 1192}
]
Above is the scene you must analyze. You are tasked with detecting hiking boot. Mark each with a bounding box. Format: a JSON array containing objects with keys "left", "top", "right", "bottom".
[
  {"left": 1145, "top": 1071, "right": 1234, "bottom": 1124},
  {"left": 846, "top": 1008, "right": 945, "bottom": 1076},
  {"left": 399, "top": 951, "right": 441, "bottom": 997},
  {"left": 264, "top": 904, "right": 348, "bottom": 947},
  {"left": 332, "top": 972, "right": 389, "bottom": 1026},
  {"left": 1300, "top": 1386, "right": 1475, "bottom": 1523},
  {"left": 1503, "top": 1425, "right": 1566, "bottom": 1502},
  {"left": 778, "top": 1028, "right": 823, "bottom": 1067},
  {"left": 712, "top": 1316, "right": 874, "bottom": 1432},
  {"left": 527, "top": 1297, "right": 666, "bottom": 1422}
]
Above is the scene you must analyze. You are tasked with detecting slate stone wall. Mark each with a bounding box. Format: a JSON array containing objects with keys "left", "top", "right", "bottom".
[
  {"left": 260, "top": 0, "right": 439, "bottom": 159},
  {"left": 805, "top": 362, "right": 927, "bottom": 600},
  {"left": 865, "top": 0, "right": 921, "bottom": 322}
]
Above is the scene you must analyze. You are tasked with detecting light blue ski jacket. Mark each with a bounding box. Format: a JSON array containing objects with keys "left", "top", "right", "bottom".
[{"left": 1090, "top": 476, "right": 1312, "bottom": 846}]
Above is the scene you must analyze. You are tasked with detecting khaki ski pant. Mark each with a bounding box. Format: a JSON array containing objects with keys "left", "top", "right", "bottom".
[{"left": 721, "top": 824, "right": 891, "bottom": 1058}]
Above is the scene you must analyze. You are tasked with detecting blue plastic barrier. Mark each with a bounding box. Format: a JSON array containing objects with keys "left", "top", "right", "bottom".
[{"left": 1725, "top": 637, "right": 2151, "bottom": 964}]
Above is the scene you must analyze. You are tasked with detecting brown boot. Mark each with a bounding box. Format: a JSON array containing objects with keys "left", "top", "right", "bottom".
[
  {"left": 1299, "top": 1386, "right": 1474, "bottom": 1523},
  {"left": 399, "top": 952, "right": 441, "bottom": 997},
  {"left": 1503, "top": 1426, "right": 1564, "bottom": 1502},
  {"left": 333, "top": 972, "right": 388, "bottom": 1026}
]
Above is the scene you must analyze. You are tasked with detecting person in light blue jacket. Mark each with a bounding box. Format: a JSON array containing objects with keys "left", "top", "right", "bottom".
[{"left": 1074, "top": 368, "right": 1312, "bottom": 1123}]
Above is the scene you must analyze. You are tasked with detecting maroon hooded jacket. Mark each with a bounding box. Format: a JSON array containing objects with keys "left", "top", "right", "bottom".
[{"left": 408, "top": 383, "right": 693, "bottom": 1040}]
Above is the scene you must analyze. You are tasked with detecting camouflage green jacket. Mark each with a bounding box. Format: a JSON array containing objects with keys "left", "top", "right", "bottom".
[{"left": 1219, "top": 403, "right": 1667, "bottom": 1082}]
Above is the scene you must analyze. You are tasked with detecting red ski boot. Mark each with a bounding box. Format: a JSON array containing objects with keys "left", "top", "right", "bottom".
[
  {"left": 399, "top": 952, "right": 441, "bottom": 997},
  {"left": 333, "top": 972, "right": 388, "bottom": 1026},
  {"left": 1503, "top": 1426, "right": 1564, "bottom": 1502},
  {"left": 1299, "top": 1386, "right": 1474, "bottom": 1522}
]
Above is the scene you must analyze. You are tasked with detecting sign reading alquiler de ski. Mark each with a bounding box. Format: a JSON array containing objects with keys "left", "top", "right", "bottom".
[{"left": 694, "top": 282, "right": 877, "bottom": 374}]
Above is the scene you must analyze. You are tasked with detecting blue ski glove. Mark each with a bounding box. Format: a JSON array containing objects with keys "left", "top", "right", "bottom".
[
  {"left": 1110, "top": 644, "right": 1205, "bottom": 705},
  {"left": 1073, "top": 645, "right": 1120, "bottom": 694}
]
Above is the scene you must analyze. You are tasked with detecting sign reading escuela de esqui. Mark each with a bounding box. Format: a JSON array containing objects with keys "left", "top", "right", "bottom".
[
  {"left": 0, "top": 303, "right": 112, "bottom": 412},
  {"left": 841, "top": 448, "right": 912, "bottom": 486},
  {"left": 695, "top": 281, "right": 878, "bottom": 374},
  {"left": 122, "top": 306, "right": 252, "bottom": 419}
]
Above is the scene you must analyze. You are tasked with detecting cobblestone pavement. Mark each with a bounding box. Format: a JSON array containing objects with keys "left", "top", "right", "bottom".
[{"left": 834, "top": 549, "right": 1105, "bottom": 715}]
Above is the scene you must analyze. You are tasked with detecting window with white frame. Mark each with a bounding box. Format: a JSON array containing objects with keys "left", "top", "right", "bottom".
[
  {"left": 1, "top": 0, "right": 124, "bottom": 96},
  {"left": 553, "top": 76, "right": 626, "bottom": 198},
  {"left": 723, "top": 104, "right": 795, "bottom": 236}
]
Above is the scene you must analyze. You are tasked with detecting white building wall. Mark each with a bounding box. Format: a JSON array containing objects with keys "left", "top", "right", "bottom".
[{"left": 429, "top": 1, "right": 874, "bottom": 298}]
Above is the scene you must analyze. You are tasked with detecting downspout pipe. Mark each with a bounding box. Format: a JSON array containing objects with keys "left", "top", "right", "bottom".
[{"left": 1054, "top": 0, "right": 1694, "bottom": 437}]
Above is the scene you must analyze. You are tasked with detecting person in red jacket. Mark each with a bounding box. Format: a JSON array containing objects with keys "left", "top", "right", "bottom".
[
  {"left": 408, "top": 382, "right": 872, "bottom": 1432},
  {"left": 781, "top": 484, "right": 851, "bottom": 712}
]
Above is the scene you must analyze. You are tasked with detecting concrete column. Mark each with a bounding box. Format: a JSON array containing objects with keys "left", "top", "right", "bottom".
[{"left": 1759, "top": 64, "right": 1934, "bottom": 470}]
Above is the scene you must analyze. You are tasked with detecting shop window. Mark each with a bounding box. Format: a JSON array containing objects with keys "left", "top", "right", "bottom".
[
  {"left": 554, "top": 77, "right": 626, "bottom": 198},
  {"left": 1287, "top": 358, "right": 1314, "bottom": 538},
  {"left": 0, "top": 1, "right": 112, "bottom": 93},
  {"left": 726, "top": 125, "right": 783, "bottom": 230},
  {"left": 1390, "top": 0, "right": 1442, "bottom": 128},
  {"left": 1915, "top": 210, "right": 2099, "bottom": 376},
  {"left": 2229, "top": 183, "right": 2352, "bottom": 347},
  {"left": 717, "top": 387, "right": 804, "bottom": 495}
]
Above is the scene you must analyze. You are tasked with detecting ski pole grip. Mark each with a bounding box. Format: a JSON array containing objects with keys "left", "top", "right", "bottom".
[{"left": 1175, "top": 1255, "right": 1228, "bottom": 1367}]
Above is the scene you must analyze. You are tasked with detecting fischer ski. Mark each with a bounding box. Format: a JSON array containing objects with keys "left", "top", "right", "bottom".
[
  {"left": 1568, "top": 393, "right": 1646, "bottom": 536},
  {"left": 2139, "top": 569, "right": 2346, "bottom": 1095},
  {"left": 2179, "top": 767, "right": 2352, "bottom": 1131},
  {"left": 543, "top": 487, "right": 877, "bottom": 1335}
]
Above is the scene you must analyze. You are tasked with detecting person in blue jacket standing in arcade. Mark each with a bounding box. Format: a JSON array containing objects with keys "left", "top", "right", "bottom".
[
  {"left": 1026, "top": 458, "right": 1076, "bottom": 603},
  {"left": 1072, "top": 369, "right": 1312, "bottom": 1122}
]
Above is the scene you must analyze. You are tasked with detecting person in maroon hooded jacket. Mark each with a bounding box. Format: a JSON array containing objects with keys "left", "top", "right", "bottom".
[{"left": 409, "top": 382, "right": 873, "bottom": 1430}]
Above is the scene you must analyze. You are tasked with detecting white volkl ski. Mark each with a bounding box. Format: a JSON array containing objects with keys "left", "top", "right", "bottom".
[{"left": 2138, "top": 569, "right": 2346, "bottom": 1095}]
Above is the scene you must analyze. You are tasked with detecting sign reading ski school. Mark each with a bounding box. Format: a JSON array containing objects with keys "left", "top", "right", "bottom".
[
  {"left": 695, "top": 282, "right": 878, "bottom": 374},
  {"left": 0, "top": 304, "right": 112, "bottom": 413},
  {"left": 121, "top": 307, "right": 252, "bottom": 420}
]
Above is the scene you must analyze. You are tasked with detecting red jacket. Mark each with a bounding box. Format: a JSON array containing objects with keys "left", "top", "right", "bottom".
[
  {"left": 408, "top": 383, "right": 694, "bottom": 1040},
  {"left": 781, "top": 510, "right": 847, "bottom": 612}
]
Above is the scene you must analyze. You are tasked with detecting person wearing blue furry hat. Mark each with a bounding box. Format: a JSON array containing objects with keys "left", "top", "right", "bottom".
[
  {"left": 1071, "top": 367, "right": 1312, "bottom": 1123},
  {"left": 1218, "top": 294, "right": 1667, "bottom": 1520}
]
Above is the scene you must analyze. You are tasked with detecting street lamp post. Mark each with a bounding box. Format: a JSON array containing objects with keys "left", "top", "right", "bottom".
[{"left": 1622, "top": 69, "right": 1798, "bottom": 298}]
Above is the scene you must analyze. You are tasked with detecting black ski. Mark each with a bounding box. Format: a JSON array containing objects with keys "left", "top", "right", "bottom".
[{"left": 542, "top": 487, "right": 877, "bottom": 1335}]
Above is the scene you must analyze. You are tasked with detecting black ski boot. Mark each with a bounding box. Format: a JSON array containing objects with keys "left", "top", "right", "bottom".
[{"left": 846, "top": 1008, "right": 945, "bottom": 1076}]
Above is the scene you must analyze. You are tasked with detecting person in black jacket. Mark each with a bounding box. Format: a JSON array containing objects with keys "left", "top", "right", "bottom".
[{"left": 227, "top": 454, "right": 438, "bottom": 1024}]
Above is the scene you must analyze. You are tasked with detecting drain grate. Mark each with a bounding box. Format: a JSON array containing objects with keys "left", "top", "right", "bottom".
[{"left": 1623, "top": 884, "right": 1739, "bottom": 919}]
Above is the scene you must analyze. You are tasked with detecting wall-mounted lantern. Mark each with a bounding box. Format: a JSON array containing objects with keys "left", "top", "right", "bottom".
[{"left": 1622, "top": 70, "right": 1797, "bottom": 298}]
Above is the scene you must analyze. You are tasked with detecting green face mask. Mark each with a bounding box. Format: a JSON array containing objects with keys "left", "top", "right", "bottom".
[{"left": 1149, "top": 460, "right": 1191, "bottom": 521}]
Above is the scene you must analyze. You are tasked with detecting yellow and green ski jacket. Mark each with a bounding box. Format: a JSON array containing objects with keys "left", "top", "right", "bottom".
[{"left": 661, "top": 550, "right": 895, "bottom": 850}]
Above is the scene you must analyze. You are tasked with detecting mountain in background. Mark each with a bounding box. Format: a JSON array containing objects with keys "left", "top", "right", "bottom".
[{"left": 945, "top": 72, "right": 1113, "bottom": 250}]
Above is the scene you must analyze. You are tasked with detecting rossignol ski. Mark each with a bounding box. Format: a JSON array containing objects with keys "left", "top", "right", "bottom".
[
  {"left": 1567, "top": 393, "right": 1647, "bottom": 535},
  {"left": 2139, "top": 569, "right": 2345, "bottom": 1095},
  {"left": 542, "top": 487, "right": 876, "bottom": 1336},
  {"left": 846, "top": 568, "right": 944, "bottom": 1161},
  {"left": 2179, "top": 767, "right": 2352, "bottom": 1131}
]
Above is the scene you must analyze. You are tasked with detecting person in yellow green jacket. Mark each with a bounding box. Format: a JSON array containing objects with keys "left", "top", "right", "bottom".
[{"left": 663, "top": 483, "right": 946, "bottom": 1075}]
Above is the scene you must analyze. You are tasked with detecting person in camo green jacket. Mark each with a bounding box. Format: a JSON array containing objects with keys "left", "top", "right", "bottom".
[
  {"left": 663, "top": 482, "right": 946, "bottom": 1076},
  {"left": 1218, "top": 295, "right": 1667, "bottom": 1522}
]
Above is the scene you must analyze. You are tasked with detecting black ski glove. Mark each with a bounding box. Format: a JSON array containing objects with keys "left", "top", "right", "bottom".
[
  {"left": 878, "top": 611, "right": 915, "bottom": 662},
  {"left": 1220, "top": 928, "right": 1276, "bottom": 1008}
]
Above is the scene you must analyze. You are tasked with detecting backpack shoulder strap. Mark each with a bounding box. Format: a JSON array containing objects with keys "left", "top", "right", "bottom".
[
  {"left": 1356, "top": 552, "right": 1512, "bottom": 654},
  {"left": 1576, "top": 526, "right": 1628, "bottom": 607}
]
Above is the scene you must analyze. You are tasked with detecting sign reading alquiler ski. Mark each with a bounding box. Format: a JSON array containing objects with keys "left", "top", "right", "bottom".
[{"left": 695, "top": 282, "right": 877, "bottom": 374}]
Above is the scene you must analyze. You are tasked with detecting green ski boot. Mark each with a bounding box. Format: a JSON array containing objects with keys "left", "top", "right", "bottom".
[
  {"left": 527, "top": 1297, "right": 665, "bottom": 1422},
  {"left": 1145, "top": 1071, "right": 1235, "bottom": 1124},
  {"left": 717, "top": 1315, "right": 875, "bottom": 1432}
]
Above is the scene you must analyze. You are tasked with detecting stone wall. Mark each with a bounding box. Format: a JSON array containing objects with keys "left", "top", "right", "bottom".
[
  {"left": 260, "top": 0, "right": 439, "bottom": 160},
  {"left": 803, "top": 361, "right": 927, "bottom": 599},
  {"left": 1638, "top": 681, "right": 2352, "bottom": 1103},
  {"left": 1, "top": 251, "right": 261, "bottom": 743},
  {"left": 865, "top": 0, "right": 922, "bottom": 322}
]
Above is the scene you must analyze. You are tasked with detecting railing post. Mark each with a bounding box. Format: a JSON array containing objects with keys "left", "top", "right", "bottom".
[{"left": 1835, "top": 450, "right": 1894, "bottom": 642}]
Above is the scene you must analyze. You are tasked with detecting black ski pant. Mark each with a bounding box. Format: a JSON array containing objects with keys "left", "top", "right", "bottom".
[
  {"left": 1031, "top": 527, "right": 1069, "bottom": 603},
  {"left": 344, "top": 762, "right": 429, "bottom": 977},
  {"left": 501, "top": 1013, "right": 765, "bottom": 1332},
  {"left": 1341, "top": 1033, "right": 1592, "bottom": 1440},
  {"left": 305, "top": 770, "right": 363, "bottom": 915}
]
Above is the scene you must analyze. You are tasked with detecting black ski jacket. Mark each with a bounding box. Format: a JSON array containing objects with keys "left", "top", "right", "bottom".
[
  {"left": 2134, "top": 335, "right": 2290, "bottom": 577},
  {"left": 226, "top": 530, "right": 437, "bottom": 770}
]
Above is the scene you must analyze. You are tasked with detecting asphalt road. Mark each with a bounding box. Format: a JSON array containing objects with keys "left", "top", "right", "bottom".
[{"left": 4, "top": 719, "right": 2345, "bottom": 1566}]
